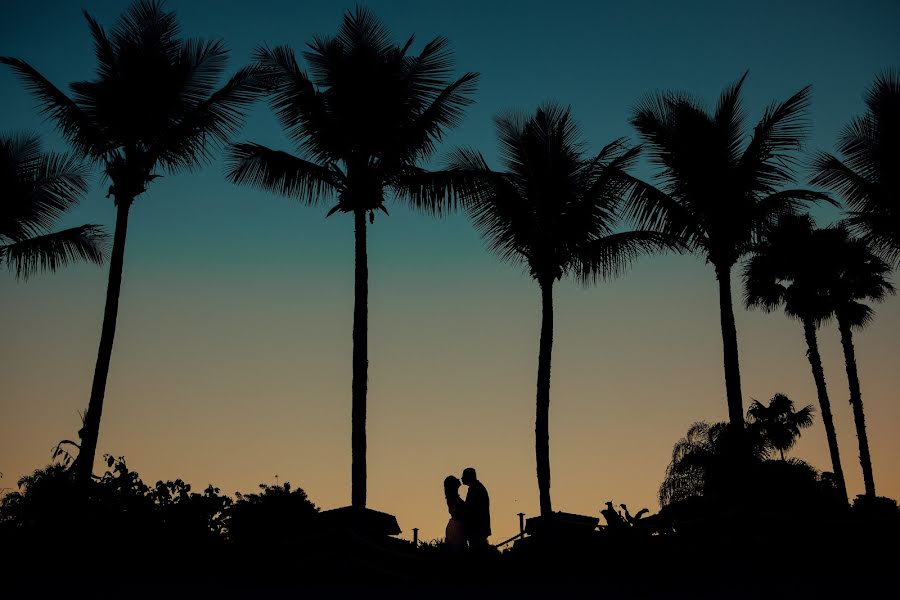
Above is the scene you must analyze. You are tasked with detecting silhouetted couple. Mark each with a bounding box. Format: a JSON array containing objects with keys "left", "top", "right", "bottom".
[{"left": 444, "top": 467, "right": 491, "bottom": 553}]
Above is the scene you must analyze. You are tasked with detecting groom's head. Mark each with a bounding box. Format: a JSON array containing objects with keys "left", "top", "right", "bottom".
[{"left": 461, "top": 467, "right": 477, "bottom": 485}]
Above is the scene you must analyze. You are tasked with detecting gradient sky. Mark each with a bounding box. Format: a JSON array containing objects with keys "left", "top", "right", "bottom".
[{"left": 2, "top": 0, "right": 899, "bottom": 544}]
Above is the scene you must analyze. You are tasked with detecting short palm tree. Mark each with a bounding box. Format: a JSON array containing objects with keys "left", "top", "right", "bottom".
[
  {"left": 812, "top": 70, "right": 900, "bottom": 267},
  {"left": 626, "top": 73, "right": 833, "bottom": 429},
  {"left": 226, "top": 7, "right": 478, "bottom": 509},
  {"left": 2, "top": 0, "right": 260, "bottom": 484},
  {"left": 1, "top": 132, "right": 107, "bottom": 278},
  {"left": 449, "top": 104, "right": 668, "bottom": 517},
  {"left": 819, "top": 226, "right": 894, "bottom": 498},
  {"left": 746, "top": 393, "right": 814, "bottom": 461},
  {"left": 743, "top": 213, "right": 848, "bottom": 501}
]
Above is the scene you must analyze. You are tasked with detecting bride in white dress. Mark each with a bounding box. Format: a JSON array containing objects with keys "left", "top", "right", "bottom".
[{"left": 444, "top": 475, "right": 467, "bottom": 551}]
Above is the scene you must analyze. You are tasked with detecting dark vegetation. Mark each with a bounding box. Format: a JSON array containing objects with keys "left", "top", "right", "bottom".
[{"left": 2, "top": 1, "right": 899, "bottom": 595}]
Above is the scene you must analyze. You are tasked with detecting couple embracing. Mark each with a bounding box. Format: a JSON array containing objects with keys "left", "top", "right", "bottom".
[{"left": 444, "top": 467, "right": 491, "bottom": 552}]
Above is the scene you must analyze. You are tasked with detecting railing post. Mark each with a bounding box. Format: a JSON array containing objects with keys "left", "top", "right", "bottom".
[
  {"left": 518, "top": 512, "right": 525, "bottom": 537},
  {"left": 412, "top": 527, "right": 419, "bottom": 547}
]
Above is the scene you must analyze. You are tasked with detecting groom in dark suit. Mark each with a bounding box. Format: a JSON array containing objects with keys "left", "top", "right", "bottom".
[{"left": 461, "top": 467, "right": 491, "bottom": 551}]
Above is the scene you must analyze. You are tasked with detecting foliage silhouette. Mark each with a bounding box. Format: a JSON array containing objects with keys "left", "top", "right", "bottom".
[
  {"left": 746, "top": 393, "right": 814, "bottom": 461},
  {"left": 228, "top": 481, "right": 320, "bottom": 546},
  {"left": 816, "top": 225, "right": 895, "bottom": 498},
  {"left": 625, "top": 72, "right": 834, "bottom": 429},
  {"left": 1, "top": 0, "right": 261, "bottom": 485},
  {"left": 0, "top": 133, "right": 107, "bottom": 278},
  {"left": 659, "top": 396, "right": 833, "bottom": 511},
  {"left": 743, "top": 212, "right": 849, "bottom": 501},
  {"left": 812, "top": 70, "right": 900, "bottom": 268},
  {"left": 226, "top": 6, "right": 478, "bottom": 509},
  {"left": 447, "top": 103, "right": 669, "bottom": 517}
]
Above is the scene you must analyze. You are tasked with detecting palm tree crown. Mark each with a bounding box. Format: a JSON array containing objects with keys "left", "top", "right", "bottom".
[
  {"left": 1, "top": 133, "right": 107, "bottom": 278},
  {"left": 626, "top": 72, "right": 833, "bottom": 428},
  {"left": 226, "top": 6, "right": 478, "bottom": 511},
  {"left": 744, "top": 213, "right": 834, "bottom": 324},
  {"left": 746, "top": 393, "right": 815, "bottom": 461},
  {"left": 227, "top": 6, "right": 479, "bottom": 217},
  {"left": 452, "top": 104, "right": 667, "bottom": 285},
  {"left": 812, "top": 70, "right": 900, "bottom": 267},
  {"left": 451, "top": 103, "right": 667, "bottom": 517}
]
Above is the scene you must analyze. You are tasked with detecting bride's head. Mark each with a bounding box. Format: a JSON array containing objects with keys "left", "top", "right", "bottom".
[{"left": 444, "top": 475, "right": 461, "bottom": 498}]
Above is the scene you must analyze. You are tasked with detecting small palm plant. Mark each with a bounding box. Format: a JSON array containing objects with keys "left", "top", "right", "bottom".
[
  {"left": 1, "top": 133, "right": 107, "bottom": 278},
  {"left": 2, "top": 0, "right": 261, "bottom": 484},
  {"left": 746, "top": 393, "right": 814, "bottom": 461},
  {"left": 450, "top": 103, "right": 668, "bottom": 517}
]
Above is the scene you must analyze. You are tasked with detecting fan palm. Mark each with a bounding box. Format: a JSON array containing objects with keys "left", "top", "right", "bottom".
[
  {"left": 226, "top": 7, "right": 478, "bottom": 509},
  {"left": 818, "top": 226, "right": 894, "bottom": 497},
  {"left": 812, "top": 70, "right": 900, "bottom": 267},
  {"left": 626, "top": 72, "right": 833, "bottom": 429},
  {"left": 2, "top": 0, "right": 260, "bottom": 484},
  {"left": 746, "top": 393, "right": 814, "bottom": 461},
  {"left": 743, "top": 213, "right": 848, "bottom": 501},
  {"left": 449, "top": 104, "right": 669, "bottom": 517},
  {"left": 1, "top": 132, "right": 107, "bottom": 278}
]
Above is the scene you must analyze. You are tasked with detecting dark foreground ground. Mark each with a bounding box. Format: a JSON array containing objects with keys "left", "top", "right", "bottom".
[{"left": 5, "top": 510, "right": 897, "bottom": 599}]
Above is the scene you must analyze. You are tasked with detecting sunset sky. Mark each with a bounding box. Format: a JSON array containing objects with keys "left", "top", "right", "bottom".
[{"left": 2, "top": 0, "right": 898, "bottom": 544}]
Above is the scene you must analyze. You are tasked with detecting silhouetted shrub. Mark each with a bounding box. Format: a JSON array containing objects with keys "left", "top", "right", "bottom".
[{"left": 227, "top": 482, "right": 320, "bottom": 547}]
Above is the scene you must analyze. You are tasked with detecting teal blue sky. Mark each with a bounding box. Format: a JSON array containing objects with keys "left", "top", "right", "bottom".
[{"left": 2, "top": 1, "right": 899, "bottom": 542}]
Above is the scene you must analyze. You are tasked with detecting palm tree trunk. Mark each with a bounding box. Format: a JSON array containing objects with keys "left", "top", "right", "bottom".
[
  {"left": 351, "top": 209, "right": 368, "bottom": 509},
  {"left": 715, "top": 264, "right": 744, "bottom": 429},
  {"left": 837, "top": 315, "right": 876, "bottom": 498},
  {"left": 75, "top": 199, "right": 132, "bottom": 485},
  {"left": 802, "top": 317, "right": 848, "bottom": 503},
  {"left": 535, "top": 279, "right": 554, "bottom": 517}
]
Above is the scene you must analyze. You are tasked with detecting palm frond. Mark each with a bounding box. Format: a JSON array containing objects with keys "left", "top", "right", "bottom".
[
  {"left": 0, "top": 57, "right": 105, "bottom": 158},
  {"left": 2, "top": 224, "right": 108, "bottom": 279},
  {"left": 738, "top": 85, "right": 812, "bottom": 192},
  {"left": 153, "top": 64, "right": 265, "bottom": 171},
  {"left": 225, "top": 142, "right": 342, "bottom": 204},
  {"left": 1, "top": 134, "right": 89, "bottom": 240},
  {"left": 576, "top": 230, "right": 677, "bottom": 283}
]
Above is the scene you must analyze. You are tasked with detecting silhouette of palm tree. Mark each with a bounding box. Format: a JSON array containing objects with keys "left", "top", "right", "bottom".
[
  {"left": 448, "top": 104, "right": 668, "bottom": 517},
  {"left": 743, "top": 213, "right": 848, "bottom": 501},
  {"left": 746, "top": 393, "right": 814, "bottom": 461},
  {"left": 1, "top": 133, "right": 107, "bottom": 278},
  {"left": 625, "top": 73, "right": 833, "bottom": 429},
  {"left": 818, "top": 226, "right": 894, "bottom": 498},
  {"left": 812, "top": 70, "right": 900, "bottom": 268},
  {"left": 2, "top": 0, "right": 260, "bottom": 484},
  {"left": 226, "top": 7, "right": 478, "bottom": 509}
]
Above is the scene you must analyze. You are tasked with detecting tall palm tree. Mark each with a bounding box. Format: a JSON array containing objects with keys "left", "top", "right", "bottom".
[
  {"left": 743, "top": 213, "right": 848, "bottom": 501},
  {"left": 1, "top": 132, "right": 107, "bottom": 278},
  {"left": 226, "top": 7, "right": 478, "bottom": 509},
  {"left": 626, "top": 72, "right": 833, "bottom": 429},
  {"left": 819, "top": 226, "right": 894, "bottom": 498},
  {"left": 2, "top": 0, "right": 260, "bottom": 484},
  {"left": 449, "top": 104, "right": 668, "bottom": 517},
  {"left": 812, "top": 70, "right": 900, "bottom": 268},
  {"left": 746, "top": 393, "right": 814, "bottom": 461}
]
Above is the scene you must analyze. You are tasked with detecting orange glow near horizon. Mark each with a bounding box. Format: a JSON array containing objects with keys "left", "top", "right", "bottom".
[{"left": 3, "top": 241, "right": 899, "bottom": 543}]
